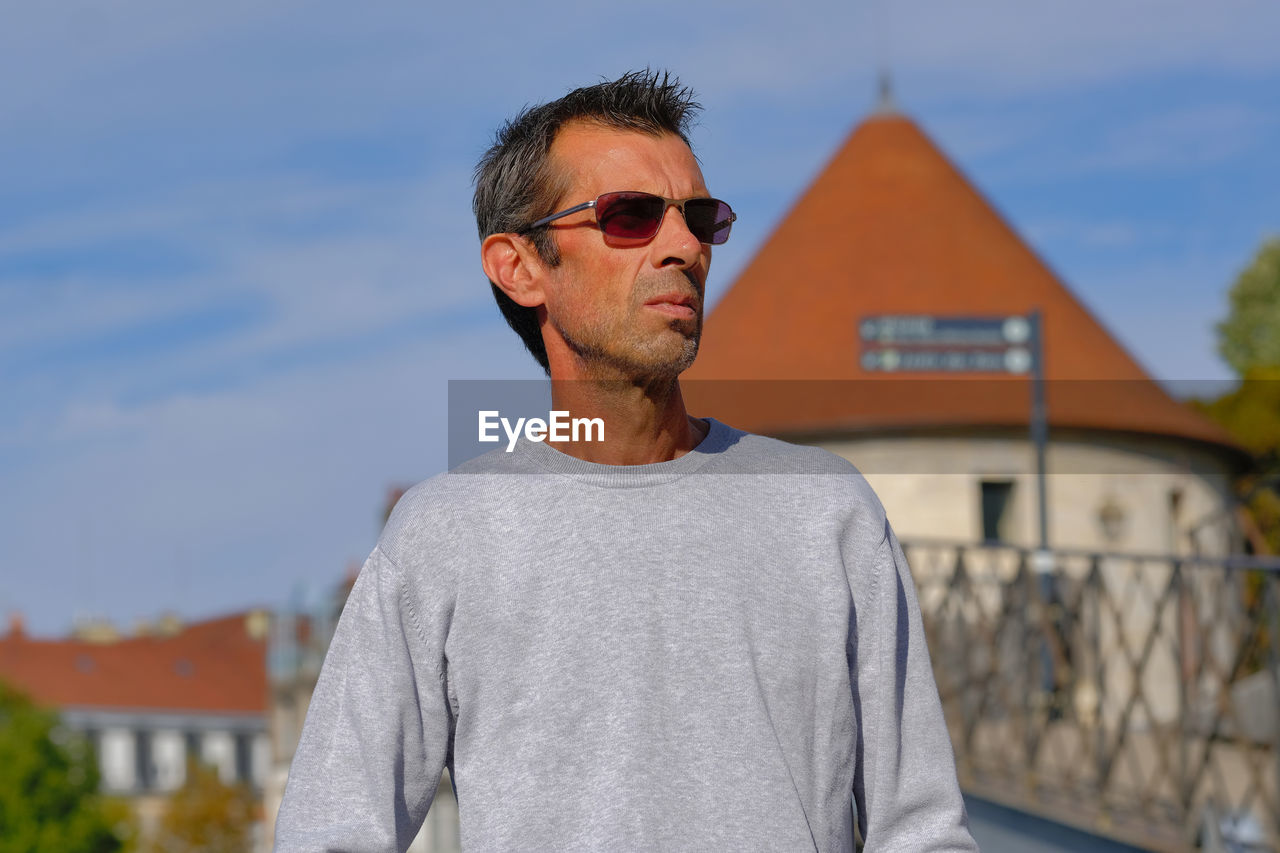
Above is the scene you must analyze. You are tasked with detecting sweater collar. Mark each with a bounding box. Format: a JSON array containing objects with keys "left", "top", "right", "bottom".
[{"left": 516, "top": 417, "right": 734, "bottom": 488}]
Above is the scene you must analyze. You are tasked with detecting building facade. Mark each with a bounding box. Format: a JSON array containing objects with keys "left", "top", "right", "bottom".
[
  {"left": 686, "top": 104, "right": 1243, "bottom": 556},
  {"left": 685, "top": 101, "right": 1247, "bottom": 746},
  {"left": 0, "top": 610, "right": 272, "bottom": 848}
]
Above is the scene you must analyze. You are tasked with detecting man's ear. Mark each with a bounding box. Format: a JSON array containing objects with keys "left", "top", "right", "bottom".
[{"left": 482, "top": 233, "right": 548, "bottom": 308}]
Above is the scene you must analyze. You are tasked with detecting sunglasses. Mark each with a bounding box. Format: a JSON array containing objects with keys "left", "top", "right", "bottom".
[{"left": 522, "top": 191, "right": 737, "bottom": 245}]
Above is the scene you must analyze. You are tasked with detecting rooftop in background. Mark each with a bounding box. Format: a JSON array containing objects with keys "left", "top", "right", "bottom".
[
  {"left": 686, "top": 109, "right": 1237, "bottom": 457},
  {"left": 0, "top": 610, "right": 269, "bottom": 715}
]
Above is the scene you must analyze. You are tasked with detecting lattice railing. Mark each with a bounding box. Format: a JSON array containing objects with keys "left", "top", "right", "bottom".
[{"left": 903, "top": 540, "right": 1280, "bottom": 852}]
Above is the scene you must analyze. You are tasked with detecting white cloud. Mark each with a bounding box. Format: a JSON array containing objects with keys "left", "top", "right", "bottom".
[
  {"left": 1, "top": 167, "right": 486, "bottom": 395},
  {"left": 880, "top": 0, "right": 1280, "bottom": 94},
  {"left": 8, "top": 1, "right": 1278, "bottom": 165},
  {"left": 641, "top": 0, "right": 1280, "bottom": 105},
  {"left": 0, "top": 320, "right": 539, "bottom": 636},
  {"left": 1062, "top": 253, "right": 1246, "bottom": 382},
  {"left": 1024, "top": 220, "right": 1151, "bottom": 250},
  {"left": 1079, "top": 103, "right": 1277, "bottom": 172}
]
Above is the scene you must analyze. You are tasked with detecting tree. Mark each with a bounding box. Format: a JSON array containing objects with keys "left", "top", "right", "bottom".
[
  {"left": 1198, "top": 239, "right": 1280, "bottom": 677},
  {"left": 0, "top": 681, "right": 133, "bottom": 853},
  {"left": 145, "top": 759, "right": 256, "bottom": 853},
  {"left": 1203, "top": 236, "right": 1280, "bottom": 556},
  {"left": 1217, "top": 236, "right": 1280, "bottom": 375},
  {"left": 1195, "top": 368, "right": 1280, "bottom": 556}
]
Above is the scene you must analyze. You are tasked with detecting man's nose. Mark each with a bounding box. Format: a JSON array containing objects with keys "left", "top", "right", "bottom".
[{"left": 651, "top": 203, "right": 706, "bottom": 270}]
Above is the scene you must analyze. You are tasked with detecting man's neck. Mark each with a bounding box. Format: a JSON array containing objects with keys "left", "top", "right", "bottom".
[{"left": 546, "top": 375, "right": 707, "bottom": 465}]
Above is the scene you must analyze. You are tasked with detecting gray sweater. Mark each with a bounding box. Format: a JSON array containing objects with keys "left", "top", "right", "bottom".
[{"left": 275, "top": 419, "right": 976, "bottom": 851}]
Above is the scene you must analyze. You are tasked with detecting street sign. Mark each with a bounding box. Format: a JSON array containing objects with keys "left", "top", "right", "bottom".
[
  {"left": 859, "top": 315, "right": 1031, "bottom": 347},
  {"left": 859, "top": 314, "right": 1034, "bottom": 374},
  {"left": 856, "top": 311, "right": 1050, "bottom": 560},
  {"left": 860, "top": 346, "right": 1032, "bottom": 374}
]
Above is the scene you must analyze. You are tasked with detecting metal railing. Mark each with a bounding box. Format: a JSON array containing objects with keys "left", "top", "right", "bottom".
[{"left": 903, "top": 540, "right": 1280, "bottom": 852}]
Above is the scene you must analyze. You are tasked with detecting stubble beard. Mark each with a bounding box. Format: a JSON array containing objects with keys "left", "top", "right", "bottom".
[
  {"left": 557, "top": 313, "right": 701, "bottom": 383},
  {"left": 554, "top": 273, "right": 703, "bottom": 383}
]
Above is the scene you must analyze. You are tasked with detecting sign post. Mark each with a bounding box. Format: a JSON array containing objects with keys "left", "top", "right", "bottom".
[
  {"left": 861, "top": 311, "right": 1058, "bottom": 712},
  {"left": 858, "top": 311, "right": 1048, "bottom": 548},
  {"left": 1028, "top": 309, "right": 1049, "bottom": 553},
  {"left": 1026, "top": 309, "right": 1057, "bottom": 715}
]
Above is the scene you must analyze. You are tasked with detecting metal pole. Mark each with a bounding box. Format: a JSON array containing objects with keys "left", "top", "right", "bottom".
[
  {"left": 1030, "top": 308, "right": 1049, "bottom": 553},
  {"left": 1173, "top": 561, "right": 1188, "bottom": 821},
  {"left": 1029, "top": 309, "right": 1057, "bottom": 713}
]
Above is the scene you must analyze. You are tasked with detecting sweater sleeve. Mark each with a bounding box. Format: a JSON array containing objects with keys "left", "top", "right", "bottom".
[
  {"left": 851, "top": 518, "right": 977, "bottom": 851},
  {"left": 274, "top": 544, "right": 453, "bottom": 853}
]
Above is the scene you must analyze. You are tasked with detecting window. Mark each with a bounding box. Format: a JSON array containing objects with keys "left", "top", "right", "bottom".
[
  {"left": 184, "top": 731, "right": 201, "bottom": 764},
  {"left": 1167, "top": 487, "right": 1184, "bottom": 553},
  {"left": 980, "top": 480, "right": 1015, "bottom": 543}
]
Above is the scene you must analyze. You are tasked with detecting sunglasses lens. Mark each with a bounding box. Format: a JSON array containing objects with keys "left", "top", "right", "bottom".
[
  {"left": 594, "top": 193, "right": 735, "bottom": 244},
  {"left": 684, "top": 198, "right": 735, "bottom": 245},
  {"left": 596, "top": 193, "right": 664, "bottom": 239}
]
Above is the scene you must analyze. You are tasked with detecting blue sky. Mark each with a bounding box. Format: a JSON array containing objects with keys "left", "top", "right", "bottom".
[{"left": 3, "top": 1, "right": 1278, "bottom": 635}]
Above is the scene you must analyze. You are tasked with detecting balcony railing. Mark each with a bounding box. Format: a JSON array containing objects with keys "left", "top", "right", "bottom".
[{"left": 903, "top": 540, "right": 1280, "bottom": 852}]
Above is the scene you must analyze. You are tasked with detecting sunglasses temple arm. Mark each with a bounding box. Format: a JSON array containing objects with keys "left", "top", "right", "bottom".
[{"left": 527, "top": 200, "right": 598, "bottom": 231}]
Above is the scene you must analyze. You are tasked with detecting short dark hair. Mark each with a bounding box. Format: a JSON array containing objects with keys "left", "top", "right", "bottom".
[{"left": 473, "top": 69, "right": 702, "bottom": 372}]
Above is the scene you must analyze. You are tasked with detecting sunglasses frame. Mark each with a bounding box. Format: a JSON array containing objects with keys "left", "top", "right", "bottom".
[{"left": 521, "top": 191, "right": 737, "bottom": 245}]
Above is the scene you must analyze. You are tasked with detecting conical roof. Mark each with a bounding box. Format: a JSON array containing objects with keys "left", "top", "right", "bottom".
[{"left": 686, "top": 112, "right": 1235, "bottom": 453}]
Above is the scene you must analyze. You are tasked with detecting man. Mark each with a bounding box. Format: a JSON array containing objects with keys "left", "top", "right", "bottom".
[{"left": 275, "top": 70, "right": 976, "bottom": 851}]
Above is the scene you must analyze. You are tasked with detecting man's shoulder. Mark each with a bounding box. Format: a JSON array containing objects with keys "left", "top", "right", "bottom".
[
  {"left": 709, "top": 420, "right": 886, "bottom": 511},
  {"left": 713, "top": 423, "right": 855, "bottom": 473},
  {"left": 377, "top": 458, "right": 524, "bottom": 563},
  {"left": 712, "top": 420, "right": 868, "bottom": 477}
]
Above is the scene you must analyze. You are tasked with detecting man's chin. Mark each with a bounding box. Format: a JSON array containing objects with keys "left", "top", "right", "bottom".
[
  {"left": 647, "top": 334, "right": 700, "bottom": 380},
  {"left": 558, "top": 322, "right": 700, "bottom": 381}
]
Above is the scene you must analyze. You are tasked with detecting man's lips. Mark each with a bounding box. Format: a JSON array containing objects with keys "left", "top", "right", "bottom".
[{"left": 644, "top": 293, "right": 700, "bottom": 319}]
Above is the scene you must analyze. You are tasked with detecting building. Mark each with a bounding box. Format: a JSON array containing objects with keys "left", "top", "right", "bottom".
[
  {"left": 683, "top": 95, "right": 1255, "bottom": 756},
  {"left": 685, "top": 96, "right": 1244, "bottom": 558},
  {"left": 0, "top": 610, "right": 272, "bottom": 847}
]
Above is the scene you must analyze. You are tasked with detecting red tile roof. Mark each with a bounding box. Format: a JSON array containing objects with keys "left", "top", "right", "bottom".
[
  {"left": 0, "top": 612, "right": 268, "bottom": 715},
  {"left": 687, "top": 112, "right": 1237, "bottom": 456}
]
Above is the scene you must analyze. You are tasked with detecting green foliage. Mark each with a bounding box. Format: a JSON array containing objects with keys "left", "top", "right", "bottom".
[
  {"left": 1206, "top": 236, "right": 1280, "bottom": 557},
  {"left": 1203, "top": 243, "right": 1280, "bottom": 677},
  {"left": 145, "top": 760, "right": 255, "bottom": 853},
  {"left": 1217, "top": 236, "right": 1280, "bottom": 374},
  {"left": 1195, "top": 368, "right": 1280, "bottom": 556},
  {"left": 1197, "top": 366, "right": 1280, "bottom": 456},
  {"left": 0, "top": 681, "right": 132, "bottom": 853}
]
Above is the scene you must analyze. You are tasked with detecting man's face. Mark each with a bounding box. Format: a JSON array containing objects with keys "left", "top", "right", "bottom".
[{"left": 536, "top": 122, "right": 712, "bottom": 381}]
